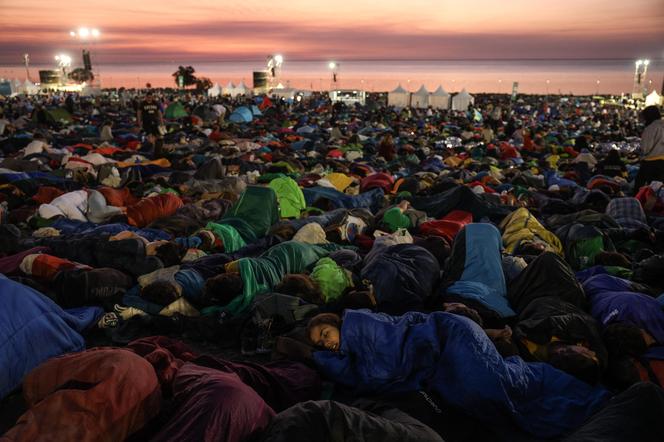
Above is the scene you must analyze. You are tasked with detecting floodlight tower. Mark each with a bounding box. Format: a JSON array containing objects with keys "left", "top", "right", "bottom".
[
  {"left": 632, "top": 59, "right": 650, "bottom": 98},
  {"left": 328, "top": 61, "right": 339, "bottom": 88},
  {"left": 267, "top": 54, "right": 284, "bottom": 87}
]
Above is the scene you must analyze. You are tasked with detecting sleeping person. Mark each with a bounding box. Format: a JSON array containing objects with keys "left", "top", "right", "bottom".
[{"left": 307, "top": 309, "right": 609, "bottom": 439}]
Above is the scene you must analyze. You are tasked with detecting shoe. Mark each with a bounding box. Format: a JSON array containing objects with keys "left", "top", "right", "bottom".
[
  {"left": 97, "top": 312, "right": 119, "bottom": 329},
  {"left": 114, "top": 304, "right": 147, "bottom": 321}
]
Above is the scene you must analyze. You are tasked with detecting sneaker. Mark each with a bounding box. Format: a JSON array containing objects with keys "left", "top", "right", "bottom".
[
  {"left": 114, "top": 304, "right": 147, "bottom": 321},
  {"left": 97, "top": 312, "right": 119, "bottom": 329}
]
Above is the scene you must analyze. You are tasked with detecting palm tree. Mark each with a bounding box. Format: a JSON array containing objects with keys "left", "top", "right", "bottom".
[{"left": 172, "top": 65, "right": 197, "bottom": 88}]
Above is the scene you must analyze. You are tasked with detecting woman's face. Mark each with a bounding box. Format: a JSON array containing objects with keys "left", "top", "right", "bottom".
[{"left": 309, "top": 324, "right": 340, "bottom": 351}]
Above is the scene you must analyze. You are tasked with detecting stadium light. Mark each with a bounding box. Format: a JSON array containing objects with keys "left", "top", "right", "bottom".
[
  {"left": 91, "top": 28, "right": 100, "bottom": 38},
  {"left": 78, "top": 27, "right": 90, "bottom": 38}
]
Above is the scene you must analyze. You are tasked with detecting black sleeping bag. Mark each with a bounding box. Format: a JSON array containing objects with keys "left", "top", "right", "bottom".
[
  {"left": 507, "top": 252, "right": 587, "bottom": 314},
  {"left": 259, "top": 400, "right": 443, "bottom": 442},
  {"left": 515, "top": 296, "right": 608, "bottom": 368},
  {"left": 563, "top": 382, "right": 664, "bottom": 442}
]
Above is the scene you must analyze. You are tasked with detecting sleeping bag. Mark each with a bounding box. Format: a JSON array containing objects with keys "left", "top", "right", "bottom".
[
  {"left": 362, "top": 243, "right": 439, "bottom": 315},
  {"left": 445, "top": 223, "right": 514, "bottom": 318},
  {"left": 227, "top": 241, "right": 347, "bottom": 315},
  {"left": 314, "top": 310, "right": 609, "bottom": 438},
  {"left": 221, "top": 186, "right": 279, "bottom": 239},
  {"left": 0, "top": 275, "right": 102, "bottom": 399}
]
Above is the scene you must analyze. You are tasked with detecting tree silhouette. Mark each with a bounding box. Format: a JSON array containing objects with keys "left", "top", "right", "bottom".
[
  {"left": 195, "top": 76, "right": 213, "bottom": 92},
  {"left": 172, "top": 65, "right": 197, "bottom": 88}
]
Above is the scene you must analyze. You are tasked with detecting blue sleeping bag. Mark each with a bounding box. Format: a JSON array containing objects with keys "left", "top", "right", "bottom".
[
  {"left": 0, "top": 275, "right": 102, "bottom": 398},
  {"left": 446, "top": 223, "right": 515, "bottom": 317},
  {"left": 361, "top": 243, "right": 439, "bottom": 315},
  {"left": 583, "top": 273, "right": 664, "bottom": 343},
  {"left": 314, "top": 310, "right": 609, "bottom": 438},
  {"left": 303, "top": 187, "right": 384, "bottom": 213},
  {"left": 50, "top": 219, "right": 171, "bottom": 241}
]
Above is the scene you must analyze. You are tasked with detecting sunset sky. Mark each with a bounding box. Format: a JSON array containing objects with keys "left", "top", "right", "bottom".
[{"left": 1, "top": 0, "right": 662, "bottom": 65}]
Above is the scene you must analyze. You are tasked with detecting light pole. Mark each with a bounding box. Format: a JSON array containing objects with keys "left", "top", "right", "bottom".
[
  {"left": 55, "top": 54, "right": 72, "bottom": 84},
  {"left": 23, "top": 53, "right": 31, "bottom": 82},
  {"left": 596, "top": 79, "right": 600, "bottom": 95},
  {"left": 328, "top": 61, "right": 339, "bottom": 88},
  {"left": 498, "top": 79, "right": 502, "bottom": 94},
  {"left": 267, "top": 54, "right": 283, "bottom": 87},
  {"left": 546, "top": 79, "right": 550, "bottom": 95}
]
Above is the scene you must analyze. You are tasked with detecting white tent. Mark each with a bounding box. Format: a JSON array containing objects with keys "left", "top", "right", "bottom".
[
  {"left": 645, "top": 90, "right": 662, "bottom": 107},
  {"left": 22, "top": 79, "right": 39, "bottom": 95},
  {"left": 11, "top": 79, "right": 22, "bottom": 94},
  {"left": 232, "top": 81, "right": 250, "bottom": 97},
  {"left": 452, "top": 88, "right": 474, "bottom": 111},
  {"left": 222, "top": 81, "right": 236, "bottom": 96},
  {"left": 411, "top": 84, "right": 429, "bottom": 109},
  {"left": 207, "top": 83, "right": 222, "bottom": 97},
  {"left": 388, "top": 84, "right": 409, "bottom": 108},
  {"left": 429, "top": 85, "right": 450, "bottom": 110}
]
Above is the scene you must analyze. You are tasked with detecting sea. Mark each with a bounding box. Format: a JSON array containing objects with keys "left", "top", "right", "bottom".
[{"left": 1, "top": 59, "right": 662, "bottom": 96}]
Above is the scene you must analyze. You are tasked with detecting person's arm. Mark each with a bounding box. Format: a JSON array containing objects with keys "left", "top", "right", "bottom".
[
  {"left": 158, "top": 109, "right": 164, "bottom": 126},
  {"left": 640, "top": 125, "right": 656, "bottom": 158}
]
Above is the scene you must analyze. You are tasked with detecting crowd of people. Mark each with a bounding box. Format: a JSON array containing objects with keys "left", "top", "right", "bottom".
[{"left": 1, "top": 87, "right": 664, "bottom": 441}]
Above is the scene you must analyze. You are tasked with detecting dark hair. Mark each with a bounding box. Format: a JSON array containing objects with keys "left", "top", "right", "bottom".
[
  {"left": 306, "top": 313, "right": 341, "bottom": 344},
  {"left": 514, "top": 241, "right": 545, "bottom": 257},
  {"left": 155, "top": 242, "right": 183, "bottom": 267},
  {"left": 203, "top": 272, "right": 243, "bottom": 306},
  {"left": 641, "top": 105, "right": 662, "bottom": 127},
  {"left": 548, "top": 344, "right": 601, "bottom": 385},
  {"left": 275, "top": 274, "right": 322, "bottom": 304},
  {"left": 594, "top": 251, "right": 631, "bottom": 268},
  {"left": 141, "top": 280, "right": 180, "bottom": 306},
  {"left": 603, "top": 322, "right": 648, "bottom": 358}
]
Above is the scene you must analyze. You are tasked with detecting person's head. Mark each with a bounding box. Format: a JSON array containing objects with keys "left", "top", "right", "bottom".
[
  {"left": 196, "top": 230, "right": 216, "bottom": 251},
  {"left": 203, "top": 272, "right": 243, "bottom": 306},
  {"left": 594, "top": 251, "right": 631, "bottom": 268},
  {"left": 154, "top": 242, "right": 183, "bottom": 267},
  {"left": 141, "top": 280, "right": 180, "bottom": 306},
  {"left": 603, "top": 322, "right": 648, "bottom": 358},
  {"left": 548, "top": 342, "right": 601, "bottom": 385},
  {"left": 443, "top": 302, "right": 484, "bottom": 327},
  {"left": 514, "top": 240, "right": 546, "bottom": 257},
  {"left": 145, "top": 91, "right": 154, "bottom": 102},
  {"left": 307, "top": 313, "right": 342, "bottom": 351},
  {"left": 269, "top": 223, "right": 297, "bottom": 241},
  {"left": 641, "top": 105, "right": 661, "bottom": 127},
  {"left": 275, "top": 274, "right": 322, "bottom": 304}
]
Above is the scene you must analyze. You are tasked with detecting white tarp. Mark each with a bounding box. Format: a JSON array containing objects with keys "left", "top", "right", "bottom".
[
  {"left": 429, "top": 85, "right": 450, "bottom": 110},
  {"left": 452, "top": 88, "right": 474, "bottom": 111},
  {"left": 388, "top": 84, "right": 409, "bottom": 108},
  {"left": 411, "top": 84, "right": 429, "bottom": 109}
]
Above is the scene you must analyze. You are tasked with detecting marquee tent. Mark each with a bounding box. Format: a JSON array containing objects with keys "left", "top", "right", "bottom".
[
  {"left": 208, "top": 83, "right": 222, "bottom": 97},
  {"left": 452, "top": 88, "right": 474, "bottom": 111},
  {"left": 411, "top": 85, "right": 429, "bottom": 109},
  {"left": 388, "top": 84, "right": 409, "bottom": 108},
  {"left": 429, "top": 85, "right": 450, "bottom": 110}
]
